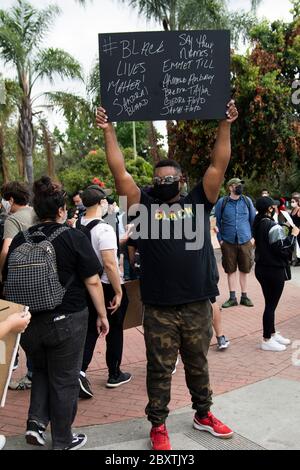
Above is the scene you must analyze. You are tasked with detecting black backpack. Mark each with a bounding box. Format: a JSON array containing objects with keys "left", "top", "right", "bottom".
[
  {"left": 76, "top": 219, "right": 104, "bottom": 277},
  {"left": 5, "top": 226, "right": 73, "bottom": 312}
]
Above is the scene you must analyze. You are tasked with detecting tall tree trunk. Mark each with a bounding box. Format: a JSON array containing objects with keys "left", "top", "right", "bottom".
[
  {"left": 148, "top": 122, "right": 161, "bottom": 165},
  {"left": 16, "top": 140, "right": 25, "bottom": 180},
  {"left": 41, "top": 122, "right": 56, "bottom": 179},
  {"left": 18, "top": 96, "right": 34, "bottom": 184},
  {"left": 169, "top": 0, "right": 177, "bottom": 30},
  {"left": 0, "top": 122, "right": 10, "bottom": 183},
  {"left": 167, "top": 120, "right": 176, "bottom": 159}
]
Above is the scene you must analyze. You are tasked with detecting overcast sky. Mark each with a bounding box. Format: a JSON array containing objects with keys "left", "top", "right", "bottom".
[{"left": 0, "top": 0, "right": 293, "bottom": 136}]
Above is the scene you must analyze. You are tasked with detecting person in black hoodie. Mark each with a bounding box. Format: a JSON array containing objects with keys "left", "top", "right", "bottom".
[{"left": 253, "top": 197, "right": 299, "bottom": 352}]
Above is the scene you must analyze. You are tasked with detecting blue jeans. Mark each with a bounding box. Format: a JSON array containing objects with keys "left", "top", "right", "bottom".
[{"left": 20, "top": 308, "right": 88, "bottom": 449}]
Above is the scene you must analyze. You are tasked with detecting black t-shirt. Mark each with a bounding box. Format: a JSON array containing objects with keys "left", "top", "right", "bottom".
[
  {"left": 5, "top": 222, "right": 101, "bottom": 315},
  {"left": 131, "top": 182, "right": 219, "bottom": 306}
]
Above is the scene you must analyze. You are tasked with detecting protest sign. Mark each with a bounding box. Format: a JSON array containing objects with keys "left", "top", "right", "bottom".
[
  {"left": 123, "top": 279, "right": 143, "bottom": 329},
  {"left": 99, "top": 30, "right": 230, "bottom": 121}
]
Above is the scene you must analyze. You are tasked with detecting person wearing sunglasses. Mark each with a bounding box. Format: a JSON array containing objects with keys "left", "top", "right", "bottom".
[{"left": 96, "top": 99, "right": 238, "bottom": 451}]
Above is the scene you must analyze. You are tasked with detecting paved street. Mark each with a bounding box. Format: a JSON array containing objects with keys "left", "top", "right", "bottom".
[{"left": 1, "top": 251, "right": 300, "bottom": 450}]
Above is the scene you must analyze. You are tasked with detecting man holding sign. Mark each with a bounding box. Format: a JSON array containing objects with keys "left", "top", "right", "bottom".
[{"left": 96, "top": 98, "right": 238, "bottom": 450}]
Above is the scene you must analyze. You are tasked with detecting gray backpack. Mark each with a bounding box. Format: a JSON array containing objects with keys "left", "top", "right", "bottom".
[{"left": 5, "top": 226, "right": 72, "bottom": 312}]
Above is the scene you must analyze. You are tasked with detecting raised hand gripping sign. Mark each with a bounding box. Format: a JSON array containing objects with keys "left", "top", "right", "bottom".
[{"left": 99, "top": 30, "right": 230, "bottom": 122}]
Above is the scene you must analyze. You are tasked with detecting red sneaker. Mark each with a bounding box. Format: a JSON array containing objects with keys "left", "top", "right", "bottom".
[
  {"left": 150, "top": 424, "right": 172, "bottom": 450},
  {"left": 193, "top": 412, "right": 234, "bottom": 438}
]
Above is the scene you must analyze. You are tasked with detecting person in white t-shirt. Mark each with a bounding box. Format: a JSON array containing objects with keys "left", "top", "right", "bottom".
[{"left": 78, "top": 185, "right": 131, "bottom": 397}]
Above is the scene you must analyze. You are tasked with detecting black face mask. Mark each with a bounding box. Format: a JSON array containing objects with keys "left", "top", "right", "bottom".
[
  {"left": 270, "top": 208, "right": 275, "bottom": 218},
  {"left": 234, "top": 185, "right": 243, "bottom": 196},
  {"left": 152, "top": 182, "right": 180, "bottom": 202}
]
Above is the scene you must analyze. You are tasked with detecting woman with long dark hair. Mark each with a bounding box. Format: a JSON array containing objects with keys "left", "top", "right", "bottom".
[
  {"left": 4, "top": 177, "right": 109, "bottom": 450},
  {"left": 253, "top": 197, "right": 299, "bottom": 352}
]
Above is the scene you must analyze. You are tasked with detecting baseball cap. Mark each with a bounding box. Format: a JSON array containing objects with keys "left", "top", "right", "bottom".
[
  {"left": 106, "top": 196, "right": 115, "bottom": 205},
  {"left": 255, "top": 196, "right": 279, "bottom": 213},
  {"left": 227, "top": 178, "right": 245, "bottom": 187},
  {"left": 81, "top": 185, "right": 108, "bottom": 207}
]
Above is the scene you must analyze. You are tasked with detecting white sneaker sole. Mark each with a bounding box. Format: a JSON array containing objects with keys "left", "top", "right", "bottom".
[
  {"left": 25, "top": 431, "right": 46, "bottom": 446},
  {"left": 0, "top": 436, "right": 6, "bottom": 450},
  {"left": 79, "top": 378, "right": 93, "bottom": 398},
  {"left": 261, "top": 344, "right": 286, "bottom": 352},
  {"left": 193, "top": 421, "right": 234, "bottom": 439},
  {"left": 273, "top": 332, "right": 291, "bottom": 345},
  {"left": 217, "top": 341, "right": 230, "bottom": 350},
  {"left": 69, "top": 435, "right": 87, "bottom": 450},
  {"left": 273, "top": 338, "right": 291, "bottom": 346},
  {"left": 106, "top": 376, "right": 132, "bottom": 388}
]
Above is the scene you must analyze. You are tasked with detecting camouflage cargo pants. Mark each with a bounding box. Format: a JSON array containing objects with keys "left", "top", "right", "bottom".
[{"left": 143, "top": 300, "right": 213, "bottom": 426}]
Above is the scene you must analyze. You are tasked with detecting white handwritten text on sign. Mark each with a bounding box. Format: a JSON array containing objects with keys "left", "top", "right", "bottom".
[{"left": 99, "top": 30, "right": 230, "bottom": 122}]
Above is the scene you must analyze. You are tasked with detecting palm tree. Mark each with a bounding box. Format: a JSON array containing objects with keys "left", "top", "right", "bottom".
[
  {"left": 0, "top": 0, "right": 83, "bottom": 184},
  {"left": 39, "top": 117, "right": 57, "bottom": 180},
  {"left": 118, "top": 0, "right": 263, "bottom": 31},
  {"left": 0, "top": 78, "right": 21, "bottom": 183}
]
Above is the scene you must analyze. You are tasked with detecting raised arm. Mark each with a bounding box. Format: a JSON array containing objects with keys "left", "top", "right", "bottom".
[
  {"left": 203, "top": 100, "right": 238, "bottom": 204},
  {"left": 96, "top": 108, "right": 140, "bottom": 208}
]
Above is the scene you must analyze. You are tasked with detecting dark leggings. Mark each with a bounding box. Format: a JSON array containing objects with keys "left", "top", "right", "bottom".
[
  {"left": 82, "top": 283, "right": 129, "bottom": 376},
  {"left": 255, "top": 265, "right": 285, "bottom": 339}
]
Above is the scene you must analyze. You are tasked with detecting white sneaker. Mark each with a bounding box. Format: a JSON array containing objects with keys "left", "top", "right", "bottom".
[
  {"left": 172, "top": 356, "right": 180, "bottom": 375},
  {"left": 9, "top": 374, "right": 32, "bottom": 390},
  {"left": 272, "top": 332, "right": 291, "bottom": 345},
  {"left": 261, "top": 337, "right": 286, "bottom": 352},
  {"left": 0, "top": 435, "right": 6, "bottom": 450}
]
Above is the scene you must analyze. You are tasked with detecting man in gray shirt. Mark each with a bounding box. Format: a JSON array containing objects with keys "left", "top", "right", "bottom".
[{"left": 0, "top": 181, "right": 37, "bottom": 280}]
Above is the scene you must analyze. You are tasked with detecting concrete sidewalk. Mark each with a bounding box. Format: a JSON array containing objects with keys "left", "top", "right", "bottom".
[{"left": 4, "top": 377, "right": 300, "bottom": 450}]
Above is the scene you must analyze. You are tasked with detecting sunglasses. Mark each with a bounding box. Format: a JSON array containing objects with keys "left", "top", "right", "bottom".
[{"left": 153, "top": 175, "right": 181, "bottom": 185}]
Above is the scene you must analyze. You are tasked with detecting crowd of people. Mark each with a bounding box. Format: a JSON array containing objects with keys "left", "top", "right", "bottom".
[{"left": 0, "top": 99, "right": 299, "bottom": 450}]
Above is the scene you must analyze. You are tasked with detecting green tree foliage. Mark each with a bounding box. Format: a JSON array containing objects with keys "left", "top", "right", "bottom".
[
  {"left": 0, "top": 79, "right": 16, "bottom": 183},
  {"left": 168, "top": 2, "right": 300, "bottom": 196},
  {"left": 119, "top": 0, "right": 262, "bottom": 46},
  {"left": 59, "top": 147, "right": 153, "bottom": 196},
  {"left": 47, "top": 91, "right": 104, "bottom": 166},
  {"left": 0, "top": 0, "right": 83, "bottom": 183},
  {"left": 116, "top": 121, "right": 148, "bottom": 152}
]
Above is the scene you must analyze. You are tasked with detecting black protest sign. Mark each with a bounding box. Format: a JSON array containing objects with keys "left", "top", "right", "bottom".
[{"left": 99, "top": 30, "right": 230, "bottom": 122}]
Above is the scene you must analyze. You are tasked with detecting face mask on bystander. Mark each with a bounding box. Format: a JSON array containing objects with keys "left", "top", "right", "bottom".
[{"left": 234, "top": 185, "right": 243, "bottom": 196}]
